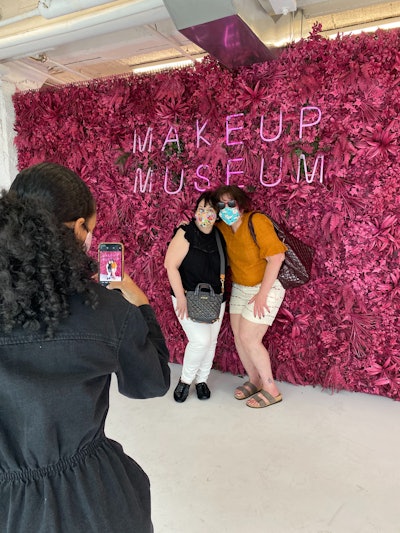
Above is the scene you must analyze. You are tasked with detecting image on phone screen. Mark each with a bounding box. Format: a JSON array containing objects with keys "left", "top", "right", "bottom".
[{"left": 98, "top": 243, "right": 124, "bottom": 286}]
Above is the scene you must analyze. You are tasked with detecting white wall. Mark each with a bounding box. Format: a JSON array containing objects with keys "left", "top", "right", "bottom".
[{"left": 0, "top": 81, "right": 18, "bottom": 190}]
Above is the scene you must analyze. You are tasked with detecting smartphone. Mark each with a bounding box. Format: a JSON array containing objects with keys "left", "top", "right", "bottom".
[{"left": 98, "top": 242, "right": 124, "bottom": 286}]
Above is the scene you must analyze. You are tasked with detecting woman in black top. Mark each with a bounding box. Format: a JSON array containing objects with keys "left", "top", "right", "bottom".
[
  {"left": 164, "top": 192, "right": 227, "bottom": 403},
  {"left": 0, "top": 162, "right": 170, "bottom": 533}
]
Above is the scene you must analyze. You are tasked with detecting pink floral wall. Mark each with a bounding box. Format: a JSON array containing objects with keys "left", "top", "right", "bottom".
[{"left": 13, "top": 26, "right": 400, "bottom": 400}]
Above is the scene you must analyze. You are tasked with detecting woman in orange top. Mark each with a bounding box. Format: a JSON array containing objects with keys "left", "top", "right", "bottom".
[{"left": 213, "top": 185, "right": 287, "bottom": 409}]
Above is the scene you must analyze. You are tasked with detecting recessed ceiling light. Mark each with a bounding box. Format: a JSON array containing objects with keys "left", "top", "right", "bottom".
[{"left": 133, "top": 58, "right": 203, "bottom": 74}]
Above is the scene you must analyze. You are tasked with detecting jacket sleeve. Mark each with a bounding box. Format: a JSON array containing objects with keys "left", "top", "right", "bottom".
[{"left": 115, "top": 304, "right": 171, "bottom": 399}]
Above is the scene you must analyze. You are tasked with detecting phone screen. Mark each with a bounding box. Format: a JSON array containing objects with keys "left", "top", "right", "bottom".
[{"left": 98, "top": 242, "right": 124, "bottom": 286}]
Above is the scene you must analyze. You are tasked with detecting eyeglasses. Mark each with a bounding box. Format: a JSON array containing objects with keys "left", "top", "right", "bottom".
[{"left": 217, "top": 200, "right": 237, "bottom": 209}]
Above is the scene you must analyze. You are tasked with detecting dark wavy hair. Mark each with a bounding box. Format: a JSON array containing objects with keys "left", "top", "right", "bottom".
[
  {"left": 0, "top": 163, "right": 98, "bottom": 337},
  {"left": 212, "top": 185, "right": 252, "bottom": 212}
]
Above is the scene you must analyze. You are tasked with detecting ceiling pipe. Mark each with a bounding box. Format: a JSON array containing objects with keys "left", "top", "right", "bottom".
[
  {"left": 269, "top": 0, "right": 297, "bottom": 16},
  {"left": 44, "top": 57, "right": 92, "bottom": 80},
  {"left": 0, "top": 0, "right": 169, "bottom": 61},
  {"left": 0, "top": 10, "right": 39, "bottom": 28},
  {"left": 13, "top": 60, "right": 64, "bottom": 84},
  {"left": 0, "top": 0, "right": 119, "bottom": 28},
  {"left": 144, "top": 24, "right": 197, "bottom": 62},
  {"left": 37, "top": 0, "right": 119, "bottom": 19}
]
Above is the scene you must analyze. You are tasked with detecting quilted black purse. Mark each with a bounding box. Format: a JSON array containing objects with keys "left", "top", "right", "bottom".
[
  {"left": 186, "top": 232, "right": 225, "bottom": 323},
  {"left": 248, "top": 212, "right": 315, "bottom": 289},
  {"left": 186, "top": 283, "right": 223, "bottom": 323}
]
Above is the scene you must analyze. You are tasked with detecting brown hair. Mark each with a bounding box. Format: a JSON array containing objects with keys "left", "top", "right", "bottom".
[{"left": 212, "top": 185, "right": 252, "bottom": 212}]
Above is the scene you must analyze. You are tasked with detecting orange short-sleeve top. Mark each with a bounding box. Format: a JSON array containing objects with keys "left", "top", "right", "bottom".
[{"left": 216, "top": 212, "right": 287, "bottom": 286}]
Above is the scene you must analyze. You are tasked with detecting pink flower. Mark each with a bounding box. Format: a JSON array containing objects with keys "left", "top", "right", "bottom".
[
  {"left": 237, "top": 80, "right": 269, "bottom": 109},
  {"left": 155, "top": 98, "right": 189, "bottom": 124},
  {"left": 354, "top": 123, "right": 398, "bottom": 161}
]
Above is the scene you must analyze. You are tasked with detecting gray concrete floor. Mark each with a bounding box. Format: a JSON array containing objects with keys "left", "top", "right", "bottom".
[{"left": 106, "top": 363, "right": 400, "bottom": 533}]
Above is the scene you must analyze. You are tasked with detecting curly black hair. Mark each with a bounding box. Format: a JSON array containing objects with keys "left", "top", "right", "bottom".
[
  {"left": 10, "top": 162, "right": 96, "bottom": 223},
  {"left": 0, "top": 163, "right": 98, "bottom": 337}
]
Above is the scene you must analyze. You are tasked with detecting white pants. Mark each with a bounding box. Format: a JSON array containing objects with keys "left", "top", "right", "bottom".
[{"left": 172, "top": 296, "right": 226, "bottom": 384}]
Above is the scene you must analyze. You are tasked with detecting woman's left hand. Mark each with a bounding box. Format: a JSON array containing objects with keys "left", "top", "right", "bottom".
[
  {"left": 248, "top": 291, "right": 270, "bottom": 319},
  {"left": 249, "top": 253, "right": 285, "bottom": 318},
  {"left": 174, "top": 295, "right": 188, "bottom": 320}
]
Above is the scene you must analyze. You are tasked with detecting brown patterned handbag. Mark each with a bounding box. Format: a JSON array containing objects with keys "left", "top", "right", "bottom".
[{"left": 248, "top": 212, "right": 315, "bottom": 289}]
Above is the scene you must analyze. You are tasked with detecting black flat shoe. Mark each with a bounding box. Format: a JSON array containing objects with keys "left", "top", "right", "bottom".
[
  {"left": 174, "top": 379, "right": 190, "bottom": 403},
  {"left": 196, "top": 382, "right": 211, "bottom": 400}
]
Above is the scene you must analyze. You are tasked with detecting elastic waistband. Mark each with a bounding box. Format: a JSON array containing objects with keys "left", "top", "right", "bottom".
[{"left": 0, "top": 436, "right": 106, "bottom": 484}]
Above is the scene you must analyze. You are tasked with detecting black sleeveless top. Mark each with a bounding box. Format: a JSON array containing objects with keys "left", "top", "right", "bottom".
[{"left": 171, "top": 220, "right": 227, "bottom": 299}]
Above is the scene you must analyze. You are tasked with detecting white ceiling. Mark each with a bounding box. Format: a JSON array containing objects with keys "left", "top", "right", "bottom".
[{"left": 1, "top": 0, "right": 400, "bottom": 89}]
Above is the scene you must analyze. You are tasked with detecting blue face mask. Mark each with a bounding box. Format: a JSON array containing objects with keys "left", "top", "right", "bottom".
[{"left": 219, "top": 206, "right": 240, "bottom": 226}]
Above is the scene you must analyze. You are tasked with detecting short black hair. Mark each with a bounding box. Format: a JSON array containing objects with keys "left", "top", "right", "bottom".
[{"left": 194, "top": 190, "right": 218, "bottom": 210}]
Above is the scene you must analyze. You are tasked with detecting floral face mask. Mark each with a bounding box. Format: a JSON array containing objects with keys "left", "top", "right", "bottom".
[{"left": 195, "top": 207, "right": 217, "bottom": 228}]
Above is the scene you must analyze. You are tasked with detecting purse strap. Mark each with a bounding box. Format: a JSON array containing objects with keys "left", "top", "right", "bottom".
[
  {"left": 248, "top": 211, "right": 284, "bottom": 247},
  {"left": 215, "top": 230, "right": 225, "bottom": 294}
]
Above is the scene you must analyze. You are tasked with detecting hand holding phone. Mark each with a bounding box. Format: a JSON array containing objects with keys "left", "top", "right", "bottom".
[
  {"left": 98, "top": 242, "right": 124, "bottom": 286},
  {"left": 108, "top": 275, "right": 150, "bottom": 306},
  {"left": 98, "top": 242, "right": 149, "bottom": 305}
]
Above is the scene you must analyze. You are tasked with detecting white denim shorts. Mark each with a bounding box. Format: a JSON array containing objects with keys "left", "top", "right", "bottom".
[{"left": 229, "top": 280, "right": 285, "bottom": 325}]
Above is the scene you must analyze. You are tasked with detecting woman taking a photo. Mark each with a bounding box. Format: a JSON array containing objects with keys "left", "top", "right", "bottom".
[
  {"left": 0, "top": 162, "right": 170, "bottom": 532},
  {"left": 164, "top": 191, "right": 227, "bottom": 403},
  {"left": 213, "top": 185, "right": 287, "bottom": 409}
]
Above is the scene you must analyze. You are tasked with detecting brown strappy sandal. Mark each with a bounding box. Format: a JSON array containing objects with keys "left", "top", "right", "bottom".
[
  {"left": 246, "top": 390, "right": 283, "bottom": 408},
  {"left": 234, "top": 381, "right": 261, "bottom": 400}
]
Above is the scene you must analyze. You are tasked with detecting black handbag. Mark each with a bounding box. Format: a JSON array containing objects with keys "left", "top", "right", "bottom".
[
  {"left": 248, "top": 212, "right": 315, "bottom": 289},
  {"left": 186, "top": 232, "right": 225, "bottom": 323}
]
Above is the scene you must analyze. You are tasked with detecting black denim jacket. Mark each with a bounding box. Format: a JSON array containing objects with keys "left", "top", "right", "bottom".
[{"left": 0, "top": 283, "right": 170, "bottom": 532}]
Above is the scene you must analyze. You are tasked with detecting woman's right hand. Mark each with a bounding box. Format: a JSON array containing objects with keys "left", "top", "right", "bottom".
[
  {"left": 107, "top": 274, "right": 149, "bottom": 306},
  {"left": 175, "top": 295, "right": 188, "bottom": 320}
]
